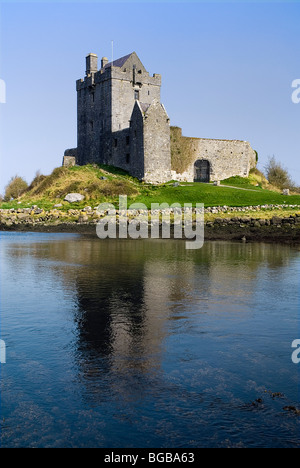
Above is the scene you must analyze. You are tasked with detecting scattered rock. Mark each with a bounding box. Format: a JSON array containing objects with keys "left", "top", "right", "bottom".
[
  {"left": 283, "top": 406, "right": 300, "bottom": 415},
  {"left": 213, "top": 218, "right": 224, "bottom": 224},
  {"left": 64, "top": 193, "right": 85, "bottom": 203},
  {"left": 265, "top": 391, "right": 285, "bottom": 399},
  {"left": 78, "top": 215, "right": 89, "bottom": 224},
  {"left": 17, "top": 213, "right": 30, "bottom": 220},
  {"left": 271, "top": 216, "right": 283, "bottom": 225}
]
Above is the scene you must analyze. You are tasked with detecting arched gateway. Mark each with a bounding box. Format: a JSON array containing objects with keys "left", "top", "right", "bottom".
[{"left": 194, "top": 159, "right": 210, "bottom": 182}]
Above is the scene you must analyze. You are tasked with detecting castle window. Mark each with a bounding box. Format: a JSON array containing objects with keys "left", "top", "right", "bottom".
[
  {"left": 126, "top": 136, "right": 130, "bottom": 145},
  {"left": 90, "top": 121, "right": 94, "bottom": 131},
  {"left": 134, "top": 90, "right": 139, "bottom": 100},
  {"left": 126, "top": 154, "right": 130, "bottom": 164},
  {"left": 114, "top": 139, "right": 118, "bottom": 148},
  {"left": 91, "top": 92, "right": 95, "bottom": 103},
  {"left": 148, "top": 90, "right": 150, "bottom": 95}
]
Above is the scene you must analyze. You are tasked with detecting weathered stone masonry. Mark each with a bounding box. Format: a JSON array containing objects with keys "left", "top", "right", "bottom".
[
  {"left": 170, "top": 127, "right": 257, "bottom": 183},
  {"left": 64, "top": 51, "right": 256, "bottom": 184}
]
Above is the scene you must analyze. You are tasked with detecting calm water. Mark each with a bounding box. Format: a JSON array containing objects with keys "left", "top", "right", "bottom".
[{"left": 0, "top": 232, "right": 299, "bottom": 448}]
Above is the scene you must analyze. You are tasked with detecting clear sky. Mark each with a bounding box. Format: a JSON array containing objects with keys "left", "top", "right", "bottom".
[{"left": 0, "top": 0, "right": 299, "bottom": 194}]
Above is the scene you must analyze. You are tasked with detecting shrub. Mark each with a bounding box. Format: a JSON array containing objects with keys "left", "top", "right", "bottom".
[
  {"left": 4, "top": 175, "right": 28, "bottom": 201},
  {"left": 264, "top": 156, "right": 294, "bottom": 190},
  {"left": 33, "top": 167, "right": 68, "bottom": 195},
  {"left": 27, "top": 170, "right": 47, "bottom": 191}
]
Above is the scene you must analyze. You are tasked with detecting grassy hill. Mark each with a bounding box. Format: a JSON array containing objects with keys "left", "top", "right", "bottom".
[{"left": 1, "top": 164, "right": 300, "bottom": 211}]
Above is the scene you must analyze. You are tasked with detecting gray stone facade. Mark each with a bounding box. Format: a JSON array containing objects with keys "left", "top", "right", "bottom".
[
  {"left": 64, "top": 51, "right": 256, "bottom": 183},
  {"left": 130, "top": 100, "right": 171, "bottom": 183},
  {"left": 170, "top": 128, "right": 257, "bottom": 183}
]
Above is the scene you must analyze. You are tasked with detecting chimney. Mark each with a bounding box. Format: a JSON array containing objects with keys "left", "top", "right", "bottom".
[
  {"left": 86, "top": 53, "right": 98, "bottom": 75},
  {"left": 101, "top": 57, "right": 109, "bottom": 68}
]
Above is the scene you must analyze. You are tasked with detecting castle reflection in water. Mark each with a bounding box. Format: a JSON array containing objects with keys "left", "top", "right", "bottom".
[{"left": 10, "top": 236, "right": 291, "bottom": 389}]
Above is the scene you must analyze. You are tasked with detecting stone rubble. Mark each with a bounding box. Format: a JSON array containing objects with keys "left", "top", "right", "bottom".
[{"left": 0, "top": 204, "right": 299, "bottom": 227}]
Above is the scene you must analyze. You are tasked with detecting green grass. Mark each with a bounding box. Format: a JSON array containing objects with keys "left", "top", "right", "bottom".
[
  {"left": 220, "top": 175, "right": 263, "bottom": 190},
  {"left": 1, "top": 164, "right": 300, "bottom": 211},
  {"left": 129, "top": 183, "right": 300, "bottom": 208}
]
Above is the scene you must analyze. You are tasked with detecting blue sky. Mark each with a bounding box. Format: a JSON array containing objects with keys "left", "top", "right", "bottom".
[{"left": 0, "top": 1, "right": 300, "bottom": 194}]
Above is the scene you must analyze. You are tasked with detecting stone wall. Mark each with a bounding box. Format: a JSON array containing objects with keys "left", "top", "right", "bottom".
[
  {"left": 143, "top": 100, "right": 172, "bottom": 184},
  {"left": 2, "top": 207, "right": 300, "bottom": 243},
  {"left": 110, "top": 53, "right": 161, "bottom": 133},
  {"left": 171, "top": 127, "right": 257, "bottom": 182},
  {"left": 62, "top": 155, "right": 76, "bottom": 167}
]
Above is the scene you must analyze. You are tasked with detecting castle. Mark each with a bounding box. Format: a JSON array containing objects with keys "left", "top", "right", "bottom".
[{"left": 63, "top": 51, "right": 256, "bottom": 183}]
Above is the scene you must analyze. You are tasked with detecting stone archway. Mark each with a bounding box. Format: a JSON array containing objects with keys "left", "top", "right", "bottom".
[{"left": 194, "top": 159, "right": 210, "bottom": 182}]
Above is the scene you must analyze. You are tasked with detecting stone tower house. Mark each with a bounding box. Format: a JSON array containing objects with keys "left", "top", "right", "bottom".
[
  {"left": 64, "top": 52, "right": 171, "bottom": 183},
  {"left": 64, "top": 51, "right": 256, "bottom": 183}
]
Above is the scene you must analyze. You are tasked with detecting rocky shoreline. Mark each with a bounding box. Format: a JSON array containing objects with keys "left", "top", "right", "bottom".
[{"left": 1, "top": 204, "right": 300, "bottom": 243}]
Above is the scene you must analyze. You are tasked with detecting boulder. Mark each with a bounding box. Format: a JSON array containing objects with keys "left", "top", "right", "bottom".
[
  {"left": 271, "top": 216, "right": 283, "bottom": 225},
  {"left": 78, "top": 215, "right": 89, "bottom": 224},
  {"left": 64, "top": 193, "right": 85, "bottom": 203}
]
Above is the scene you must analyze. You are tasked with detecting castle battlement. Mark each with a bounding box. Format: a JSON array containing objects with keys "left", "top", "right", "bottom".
[{"left": 76, "top": 52, "right": 161, "bottom": 92}]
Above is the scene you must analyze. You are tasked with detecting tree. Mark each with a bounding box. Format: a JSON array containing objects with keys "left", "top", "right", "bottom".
[
  {"left": 4, "top": 175, "right": 28, "bottom": 201},
  {"left": 264, "top": 156, "right": 294, "bottom": 190}
]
